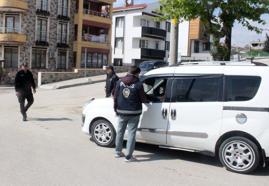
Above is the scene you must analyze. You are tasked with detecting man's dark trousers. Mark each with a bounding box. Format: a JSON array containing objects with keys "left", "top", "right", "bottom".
[{"left": 17, "top": 92, "right": 34, "bottom": 117}]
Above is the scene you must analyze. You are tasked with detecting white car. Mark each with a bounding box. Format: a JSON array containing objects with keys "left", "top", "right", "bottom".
[{"left": 82, "top": 63, "right": 269, "bottom": 174}]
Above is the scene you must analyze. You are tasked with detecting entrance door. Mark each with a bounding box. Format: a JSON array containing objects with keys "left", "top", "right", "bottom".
[
  {"left": 167, "top": 75, "right": 223, "bottom": 151},
  {"left": 136, "top": 76, "right": 172, "bottom": 145}
]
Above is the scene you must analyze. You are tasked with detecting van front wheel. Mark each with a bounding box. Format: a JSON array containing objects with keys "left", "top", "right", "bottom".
[
  {"left": 91, "top": 119, "right": 116, "bottom": 147},
  {"left": 219, "top": 136, "right": 260, "bottom": 174}
]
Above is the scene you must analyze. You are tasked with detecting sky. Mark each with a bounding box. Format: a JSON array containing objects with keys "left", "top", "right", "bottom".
[{"left": 114, "top": 0, "right": 269, "bottom": 47}]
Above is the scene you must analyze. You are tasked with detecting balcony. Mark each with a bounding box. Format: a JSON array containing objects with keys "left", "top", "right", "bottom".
[
  {"left": 82, "top": 34, "right": 108, "bottom": 43},
  {"left": 0, "top": 0, "right": 28, "bottom": 12},
  {"left": 141, "top": 48, "right": 166, "bottom": 59},
  {"left": 142, "top": 27, "right": 167, "bottom": 40},
  {"left": 0, "top": 27, "right": 26, "bottom": 44}
]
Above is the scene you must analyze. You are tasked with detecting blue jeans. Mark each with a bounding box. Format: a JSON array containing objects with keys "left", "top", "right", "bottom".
[{"left": 115, "top": 115, "right": 140, "bottom": 159}]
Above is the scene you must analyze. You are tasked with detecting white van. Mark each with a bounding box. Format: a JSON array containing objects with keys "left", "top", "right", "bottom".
[{"left": 82, "top": 63, "right": 269, "bottom": 174}]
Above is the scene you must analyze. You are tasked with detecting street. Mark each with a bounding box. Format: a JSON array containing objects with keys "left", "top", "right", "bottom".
[{"left": 0, "top": 82, "right": 268, "bottom": 186}]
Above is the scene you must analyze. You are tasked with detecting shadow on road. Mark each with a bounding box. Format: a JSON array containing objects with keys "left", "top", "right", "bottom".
[
  {"left": 30, "top": 117, "right": 73, "bottom": 122},
  {"left": 134, "top": 143, "right": 269, "bottom": 176}
]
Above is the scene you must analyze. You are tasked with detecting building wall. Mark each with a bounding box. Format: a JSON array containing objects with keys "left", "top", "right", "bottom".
[{"left": 178, "top": 21, "right": 190, "bottom": 57}]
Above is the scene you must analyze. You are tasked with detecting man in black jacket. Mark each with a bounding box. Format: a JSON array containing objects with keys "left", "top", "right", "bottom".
[
  {"left": 105, "top": 65, "right": 119, "bottom": 97},
  {"left": 15, "top": 63, "right": 36, "bottom": 121},
  {"left": 113, "top": 66, "right": 147, "bottom": 162}
]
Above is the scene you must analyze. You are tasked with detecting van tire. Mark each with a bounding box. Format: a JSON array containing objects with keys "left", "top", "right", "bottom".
[
  {"left": 219, "top": 136, "right": 260, "bottom": 174},
  {"left": 91, "top": 119, "right": 116, "bottom": 147}
]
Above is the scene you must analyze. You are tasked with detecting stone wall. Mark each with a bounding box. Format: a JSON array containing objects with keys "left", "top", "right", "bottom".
[
  {"left": 0, "top": 66, "right": 128, "bottom": 86},
  {"left": 38, "top": 66, "right": 128, "bottom": 86}
]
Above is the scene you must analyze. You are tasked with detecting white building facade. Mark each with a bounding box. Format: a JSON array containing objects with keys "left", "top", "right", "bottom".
[
  {"left": 111, "top": 3, "right": 170, "bottom": 66},
  {"left": 112, "top": 2, "right": 212, "bottom": 65}
]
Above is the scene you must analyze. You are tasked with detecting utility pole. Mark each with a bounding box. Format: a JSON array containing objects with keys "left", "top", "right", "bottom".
[{"left": 169, "top": 18, "right": 179, "bottom": 65}]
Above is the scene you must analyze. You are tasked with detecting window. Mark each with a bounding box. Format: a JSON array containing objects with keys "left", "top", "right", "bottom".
[
  {"left": 81, "top": 51, "right": 108, "bottom": 68},
  {"left": 4, "top": 46, "right": 18, "bottom": 68},
  {"left": 165, "top": 41, "right": 170, "bottom": 51},
  {"left": 58, "top": 0, "right": 69, "bottom": 17},
  {"left": 166, "top": 22, "right": 171, "bottom": 32},
  {"left": 36, "top": 18, "right": 48, "bottom": 41},
  {"left": 116, "top": 17, "right": 124, "bottom": 28},
  {"left": 194, "top": 41, "right": 200, "bottom": 53},
  {"left": 141, "top": 19, "right": 149, "bottom": 27},
  {"left": 140, "top": 39, "right": 148, "bottom": 48},
  {"left": 36, "top": 0, "right": 49, "bottom": 11},
  {"left": 57, "top": 22, "right": 68, "bottom": 44},
  {"left": 5, "top": 14, "right": 20, "bottom": 33},
  {"left": 155, "top": 41, "right": 159, "bottom": 50},
  {"left": 32, "top": 48, "right": 47, "bottom": 69},
  {"left": 172, "top": 76, "right": 222, "bottom": 102},
  {"left": 203, "top": 42, "right": 210, "bottom": 51},
  {"left": 57, "top": 50, "right": 67, "bottom": 69},
  {"left": 155, "top": 21, "right": 160, "bottom": 29},
  {"left": 225, "top": 76, "right": 261, "bottom": 101},
  {"left": 143, "top": 77, "right": 168, "bottom": 102},
  {"left": 115, "top": 38, "right": 123, "bottom": 49}
]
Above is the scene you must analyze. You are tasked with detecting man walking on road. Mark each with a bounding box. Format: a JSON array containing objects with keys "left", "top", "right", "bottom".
[
  {"left": 113, "top": 66, "right": 147, "bottom": 162},
  {"left": 105, "top": 65, "right": 119, "bottom": 97},
  {"left": 15, "top": 63, "right": 36, "bottom": 121}
]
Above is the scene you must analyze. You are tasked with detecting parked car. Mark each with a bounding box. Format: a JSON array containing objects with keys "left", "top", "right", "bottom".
[
  {"left": 82, "top": 62, "right": 269, "bottom": 174},
  {"left": 139, "top": 61, "right": 168, "bottom": 75}
]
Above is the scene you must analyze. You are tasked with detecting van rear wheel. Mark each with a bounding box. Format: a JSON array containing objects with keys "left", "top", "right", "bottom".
[
  {"left": 91, "top": 119, "right": 116, "bottom": 147},
  {"left": 219, "top": 136, "right": 260, "bottom": 174}
]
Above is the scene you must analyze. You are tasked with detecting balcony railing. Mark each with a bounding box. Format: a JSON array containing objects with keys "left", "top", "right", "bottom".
[
  {"left": 0, "top": 27, "right": 22, "bottom": 33},
  {"left": 83, "top": 9, "right": 110, "bottom": 18},
  {"left": 82, "top": 34, "right": 108, "bottom": 43},
  {"left": 141, "top": 48, "right": 166, "bottom": 59},
  {"left": 142, "top": 27, "right": 167, "bottom": 39}
]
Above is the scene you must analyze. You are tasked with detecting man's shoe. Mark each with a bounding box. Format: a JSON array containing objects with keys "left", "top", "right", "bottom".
[
  {"left": 22, "top": 113, "right": 27, "bottom": 122},
  {"left": 115, "top": 152, "right": 125, "bottom": 158},
  {"left": 124, "top": 156, "right": 137, "bottom": 162}
]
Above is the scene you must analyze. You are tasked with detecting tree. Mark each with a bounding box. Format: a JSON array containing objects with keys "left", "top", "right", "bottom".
[
  {"left": 263, "top": 34, "right": 269, "bottom": 53},
  {"left": 159, "top": 0, "right": 269, "bottom": 61}
]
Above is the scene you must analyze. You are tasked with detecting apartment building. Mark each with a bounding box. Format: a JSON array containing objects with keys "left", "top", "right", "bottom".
[
  {"left": 74, "top": 0, "right": 114, "bottom": 68},
  {"left": 178, "top": 19, "right": 211, "bottom": 61},
  {"left": 0, "top": 0, "right": 114, "bottom": 73},
  {"left": 111, "top": 2, "right": 211, "bottom": 65},
  {"left": 0, "top": 0, "right": 75, "bottom": 71},
  {"left": 111, "top": 2, "right": 170, "bottom": 66}
]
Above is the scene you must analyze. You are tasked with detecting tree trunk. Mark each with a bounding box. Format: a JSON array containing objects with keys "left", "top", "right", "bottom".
[{"left": 224, "top": 25, "right": 232, "bottom": 61}]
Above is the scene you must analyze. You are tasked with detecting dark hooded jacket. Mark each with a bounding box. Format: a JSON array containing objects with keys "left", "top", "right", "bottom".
[
  {"left": 113, "top": 74, "right": 147, "bottom": 116},
  {"left": 15, "top": 70, "right": 36, "bottom": 94},
  {"left": 105, "top": 70, "right": 119, "bottom": 97}
]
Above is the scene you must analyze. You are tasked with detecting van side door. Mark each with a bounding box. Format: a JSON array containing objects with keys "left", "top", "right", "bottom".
[
  {"left": 136, "top": 76, "right": 172, "bottom": 145},
  {"left": 167, "top": 75, "right": 223, "bottom": 152}
]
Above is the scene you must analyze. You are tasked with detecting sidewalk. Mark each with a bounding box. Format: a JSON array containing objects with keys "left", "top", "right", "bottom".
[{"left": 39, "top": 72, "right": 127, "bottom": 90}]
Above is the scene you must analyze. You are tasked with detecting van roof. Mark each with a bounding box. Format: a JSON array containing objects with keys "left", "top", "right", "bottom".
[{"left": 145, "top": 63, "right": 269, "bottom": 77}]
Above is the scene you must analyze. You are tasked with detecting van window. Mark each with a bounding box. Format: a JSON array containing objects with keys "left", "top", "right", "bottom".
[
  {"left": 143, "top": 77, "right": 168, "bottom": 102},
  {"left": 225, "top": 76, "right": 261, "bottom": 101},
  {"left": 172, "top": 77, "right": 222, "bottom": 102}
]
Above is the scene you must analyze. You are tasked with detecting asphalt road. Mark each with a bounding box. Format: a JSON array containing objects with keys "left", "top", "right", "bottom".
[{"left": 0, "top": 83, "right": 268, "bottom": 186}]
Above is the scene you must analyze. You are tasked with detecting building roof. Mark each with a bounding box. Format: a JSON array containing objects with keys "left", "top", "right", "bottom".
[{"left": 113, "top": 4, "right": 147, "bottom": 12}]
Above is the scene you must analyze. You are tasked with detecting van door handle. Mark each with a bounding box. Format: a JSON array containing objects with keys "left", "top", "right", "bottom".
[
  {"left": 171, "top": 109, "right": 177, "bottom": 120},
  {"left": 162, "top": 108, "right": 167, "bottom": 119}
]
